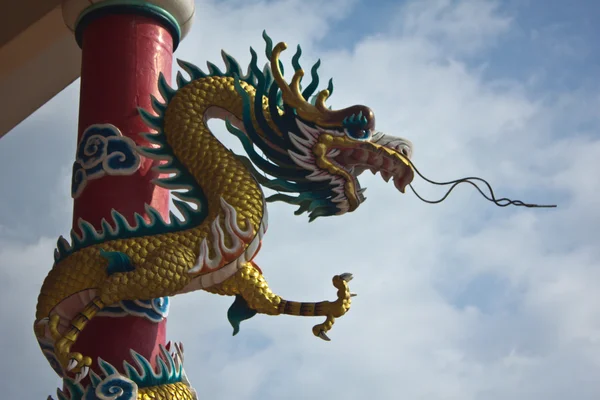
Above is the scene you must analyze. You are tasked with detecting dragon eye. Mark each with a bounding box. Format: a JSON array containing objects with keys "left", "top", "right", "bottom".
[{"left": 345, "top": 128, "right": 372, "bottom": 140}]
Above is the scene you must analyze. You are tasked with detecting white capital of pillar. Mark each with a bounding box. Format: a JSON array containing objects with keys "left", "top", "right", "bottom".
[{"left": 62, "top": 0, "right": 196, "bottom": 41}]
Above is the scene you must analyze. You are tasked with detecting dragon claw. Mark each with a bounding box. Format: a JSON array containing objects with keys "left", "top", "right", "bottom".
[
  {"left": 311, "top": 272, "right": 355, "bottom": 341},
  {"left": 54, "top": 339, "right": 92, "bottom": 377},
  {"left": 74, "top": 366, "right": 90, "bottom": 384},
  {"left": 62, "top": 352, "right": 92, "bottom": 375},
  {"left": 67, "top": 358, "right": 79, "bottom": 371},
  {"left": 339, "top": 272, "right": 353, "bottom": 282},
  {"left": 47, "top": 302, "right": 101, "bottom": 379}
]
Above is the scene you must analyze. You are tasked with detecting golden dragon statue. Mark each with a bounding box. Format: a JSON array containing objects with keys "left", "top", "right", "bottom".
[{"left": 34, "top": 32, "right": 416, "bottom": 399}]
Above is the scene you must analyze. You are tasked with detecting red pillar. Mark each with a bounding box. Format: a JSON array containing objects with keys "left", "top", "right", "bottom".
[
  {"left": 73, "top": 13, "right": 173, "bottom": 229},
  {"left": 66, "top": 4, "right": 179, "bottom": 374}
]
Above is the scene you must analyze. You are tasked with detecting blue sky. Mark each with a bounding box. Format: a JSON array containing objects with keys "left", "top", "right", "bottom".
[
  {"left": 0, "top": 0, "right": 598, "bottom": 399},
  {"left": 324, "top": 0, "right": 599, "bottom": 91}
]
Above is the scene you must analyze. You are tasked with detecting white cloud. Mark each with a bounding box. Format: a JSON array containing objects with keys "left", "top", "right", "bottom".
[
  {"left": 0, "top": 0, "right": 598, "bottom": 399},
  {"left": 0, "top": 238, "right": 64, "bottom": 396},
  {"left": 391, "top": 0, "right": 512, "bottom": 55}
]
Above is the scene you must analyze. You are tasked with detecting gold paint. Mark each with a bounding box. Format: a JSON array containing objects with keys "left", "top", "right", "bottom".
[
  {"left": 313, "top": 133, "right": 415, "bottom": 211},
  {"left": 271, "top": 43, "right": 335, "bottom": 127},
  {"left": 35, "top": 48, "right": 362, "bottom": 396},
  {"left": 314, "top": 137, "right": 359, "bottom": 211},
  {"left": 36, "top": 77, "right": 267, "bottom": 321},
  {"left": 207, "top": 263, "right": 353, "bottom": 338},
  {"left": 138, "top": 382, "right": 196, "bottom": 400},
  {"left": 36, "top": 77, "right": 269, "bottom": 380}
]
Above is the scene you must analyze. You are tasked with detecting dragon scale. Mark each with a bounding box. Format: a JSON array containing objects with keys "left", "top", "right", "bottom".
[
  {"left": 35, "top": 33, "right": 416, "bottom": 399},
  {"left": 36, "top": 77, "right": 266, "bottom": 320}
]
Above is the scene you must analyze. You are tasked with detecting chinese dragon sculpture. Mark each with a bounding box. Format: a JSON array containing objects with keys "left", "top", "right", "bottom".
[{"left": 34, "top": 32, "right": 414, "bottom": 399}]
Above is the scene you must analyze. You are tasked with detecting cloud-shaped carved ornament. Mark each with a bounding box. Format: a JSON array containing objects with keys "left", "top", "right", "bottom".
[{"left": 71, "top": 124, "right": 141, "bottom": 199}]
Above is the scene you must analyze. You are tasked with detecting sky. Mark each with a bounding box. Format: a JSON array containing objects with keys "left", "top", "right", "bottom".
[{"left": 0, "top": 0, "right": 598, "bottom": 398}]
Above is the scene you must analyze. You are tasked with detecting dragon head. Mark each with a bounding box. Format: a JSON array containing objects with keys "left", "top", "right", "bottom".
[
  {"left": 225, "top": 33, "right": 414, "bottom": 221},
  {"left": 285, "top": 104, "right": 414, "bottom": 215}
]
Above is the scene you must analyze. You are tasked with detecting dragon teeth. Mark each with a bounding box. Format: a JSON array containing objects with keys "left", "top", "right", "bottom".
[
  {"left": 289, "top": 150, "right": 314, "bottom": 164},
  {"left": 381, "top": 171, "right": 392, "bottom": 182},
  {"left": 288, "top": 133, "right": 312, "bottom": 155},
  {"left": 306, "top": 170, "right": 330, "bottom": 181},
  {"left": 296, "top": 120, "right": 320, "bottom": 142},
  {"left": 332, "top": 193, "right": 346, "bottom": 203},
  {"left": 288, "top": 150, "right": 316, "bottom": 171},
  {"left": 330, "top": 176, "right": 344, "bottom": 186},
  {"left": 327, "top": 149, "right": 341, "bottom": 157}
]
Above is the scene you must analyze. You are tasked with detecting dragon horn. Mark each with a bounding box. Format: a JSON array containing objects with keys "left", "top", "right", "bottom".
[
  {"left": 271, "top": 42, "right": 376, "bottom": 130},
  {"left": 271, "top": 43, "right": 331, "bottom": 123}
]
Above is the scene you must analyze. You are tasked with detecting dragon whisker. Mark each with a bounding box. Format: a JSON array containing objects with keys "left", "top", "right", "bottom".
[{"left": 404, "top": 157, "right": 557, "bottom": 208}]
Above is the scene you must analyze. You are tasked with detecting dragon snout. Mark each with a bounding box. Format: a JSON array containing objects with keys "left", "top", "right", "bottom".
[
  {"left": 393, "top": 141, "right": 413, "bottom": 159},
  {"left": 372, "top": 131, "right": 414, "bottom": 159}
]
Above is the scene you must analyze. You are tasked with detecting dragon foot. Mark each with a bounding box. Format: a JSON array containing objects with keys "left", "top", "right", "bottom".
[
  {"left": 311, "top": 272, "right": 355, "bottom": 341},
  {"left": 48, "top": 296, "right": 104, "bottom": 382},
  {"left": 49, "top": 315, "right": 92, "bottom": 383},
  {"left": 207, "top": 263, "right": 355, "bottom": 340}
]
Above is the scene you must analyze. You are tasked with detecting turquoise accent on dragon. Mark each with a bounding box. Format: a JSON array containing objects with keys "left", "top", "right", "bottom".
[{"left": 35, "top": 30, "right": 553, "bottom": 399}]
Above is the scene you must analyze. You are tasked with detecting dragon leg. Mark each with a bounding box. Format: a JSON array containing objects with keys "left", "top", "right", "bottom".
[
  {"left": 51, "top": 245, "right": 196, "bottom": 381},
  {"left": 206, "top": 262, "right": 356, "bottom": 340},
  {"left": 48, "top": 297, "right": 104, "bottom": 381}
]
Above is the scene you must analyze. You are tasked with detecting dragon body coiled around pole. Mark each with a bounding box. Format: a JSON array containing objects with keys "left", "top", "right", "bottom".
[{"left": 35, "top": 32, "right": 416, "bottom": 399}]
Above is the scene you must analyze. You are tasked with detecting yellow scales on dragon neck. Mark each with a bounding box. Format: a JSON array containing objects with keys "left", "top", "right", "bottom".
[{"left": 34, "top": 33, "right": 415, "bottom": 399}]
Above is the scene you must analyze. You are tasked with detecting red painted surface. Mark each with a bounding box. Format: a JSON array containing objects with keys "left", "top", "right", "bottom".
[{"left": 71, "top": 13, "right": 173, "bottom": 373}]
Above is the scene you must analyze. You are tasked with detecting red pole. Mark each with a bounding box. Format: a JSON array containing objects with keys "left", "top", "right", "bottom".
[
  {"left": 73, "top": 13, "right": 173, "bottom": 230},
  {"left": 60, "top": 0, "right": 195, "bottom": 380}
]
